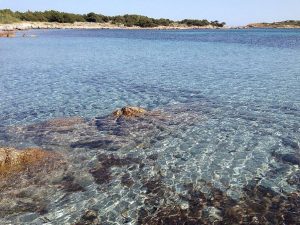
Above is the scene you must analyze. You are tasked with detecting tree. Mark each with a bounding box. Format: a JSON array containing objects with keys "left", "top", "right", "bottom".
[
  {"left": 0, "top": 9, "right": 227, "bottom": 28},
  {"left": 85, "top": 12, "right": 103, "bottom": 23}
]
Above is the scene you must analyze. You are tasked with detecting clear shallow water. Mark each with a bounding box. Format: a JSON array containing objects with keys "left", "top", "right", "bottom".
[
  {"left": 0, "top": 29, "right": 300, "bottom": 224},
  {"left": 1, "top": 29, "right": 300, "bottom": 126}
]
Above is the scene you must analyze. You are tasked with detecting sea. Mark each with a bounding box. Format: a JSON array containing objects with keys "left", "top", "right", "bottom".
[{"left": 0, "top": 29, "right": 299, "bottom": 224}]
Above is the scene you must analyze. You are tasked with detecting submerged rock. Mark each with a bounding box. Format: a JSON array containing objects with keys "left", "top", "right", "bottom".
[
  {"left": 60, "top": 174, "right": 86, "bottom": 193},
  {"left": 282, "top": 137, "right": 300, "bottom": 150},
  {"left": 281, "top": 154, "right": 300, "bottom": 166},
  {"left": 4, "top": 105, "right": 203, "bottom": 152},
  {"left": 90, "top": 153, "right": 141, "bottom": 185},
  {"left": 90, "top": 105, "right": 203, "bottom": 151},
  {"left": 0, "top": 147, "right": 55, "bottom": 177},
  {"left": 25, "top": 116, "right": 86, "bottom": 132},
  {"left": 287, "top": 171, "right": 300, "bottom": 188},
  {"left": 42, "top": 117, "right": 85, "bottom": 127},
  {"left": 70, "top": 139, "right": 114, "bottom": 149},
  {"left": 0, "top": 146, "right": 68, "bottom": 219},
  {"left": 4, "top": 116, "right": 89, "bottom": 147},
  {"left": 0, "top": 103, "right": 299, "bottom": 224},
  {"left": 272, "top": 151, "right": 300, "bottom": 166},
  {"left": 75, "top": 210, "right": 101, "bottom": 225},
  {"left": 138, "top": 178, "right": 300, "bottom": 225}
]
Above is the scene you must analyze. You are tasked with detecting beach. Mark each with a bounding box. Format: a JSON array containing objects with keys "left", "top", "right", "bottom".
[{"left": 0, "top": 21, "right": 224, "bottom": 31}]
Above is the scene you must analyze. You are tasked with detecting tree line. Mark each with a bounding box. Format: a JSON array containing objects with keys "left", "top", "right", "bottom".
[{"left": 0, "top": 9, "right": 226, "bottom": 27}]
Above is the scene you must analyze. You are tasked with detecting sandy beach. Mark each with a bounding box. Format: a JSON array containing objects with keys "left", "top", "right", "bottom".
[
  {"left": 1, "top": 22, "right": 299, "bottom": 33},
  {"left": 0, "top": 21, "right": 225, "bottom": 31}
]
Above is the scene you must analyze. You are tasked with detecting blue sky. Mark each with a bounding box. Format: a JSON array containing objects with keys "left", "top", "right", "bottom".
[{"left": 0, "top": 0, "right": 299, "bottom": 26}]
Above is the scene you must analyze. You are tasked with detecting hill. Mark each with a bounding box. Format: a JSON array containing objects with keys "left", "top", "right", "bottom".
[{"left": 247, "top": 20, "right": 300, "bottom": 28}]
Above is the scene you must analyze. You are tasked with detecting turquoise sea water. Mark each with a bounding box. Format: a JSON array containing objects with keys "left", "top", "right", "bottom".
[{"left": 0, "top": 29, "right": 300, "bottom": 224}]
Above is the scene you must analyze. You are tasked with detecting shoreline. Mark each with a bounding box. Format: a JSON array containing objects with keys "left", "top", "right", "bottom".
[
  {"left": 0, "top": 22, "right": 226, "bottom": 31},
  {"left": 1, "top": 22, "right": 300, "bottom": 34}
]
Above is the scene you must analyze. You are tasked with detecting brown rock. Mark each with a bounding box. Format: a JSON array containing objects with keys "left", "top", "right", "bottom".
[
  {"left": 0, "top": 31, "right": 16, "bottom": 38},
  {"left": 75, "top": 210, "right": 101, "bottom": 225},
  {"left": 25, "top": 116, "right": 86, "bottom": 133},
  {"left": 112, "top": 106, "right": 146, "bottom": 118},
  {"left": 0, "top": 147, "right": 55, "bottom": 177}
]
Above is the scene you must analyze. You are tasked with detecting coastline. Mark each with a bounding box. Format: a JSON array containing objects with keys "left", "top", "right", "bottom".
[
  {"left": 244, "top": 22, "right": 300, "bottom": 29},
  {"left": 1, "top": 22, "right": 300, "bottom": 33},
  {"left": 0, "top": 21, "right": 226, "bottom": 31}
]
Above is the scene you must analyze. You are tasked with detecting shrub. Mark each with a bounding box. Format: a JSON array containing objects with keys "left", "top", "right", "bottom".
[
  {"left": 0, "top": 9, "right": 227, "bottom": 27},
  {"left": 0, "top": 9, "right": 20, "bottom": 24}
]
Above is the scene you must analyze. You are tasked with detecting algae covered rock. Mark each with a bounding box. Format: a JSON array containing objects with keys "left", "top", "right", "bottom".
[
  {"left": 25, "top": 116, "right": 86, "bottom": 132},
  {"left": 5, "top": 116, "right": 88, "bottom": 147},
  {"left": 113, "top": 106, "right": 147, "bottom": 118},
  {"left": 75, "top": 210, "right": 101, "bottom": 225},
  {"left": 0, "top": 147, "right": 55, "bottom": 177}
]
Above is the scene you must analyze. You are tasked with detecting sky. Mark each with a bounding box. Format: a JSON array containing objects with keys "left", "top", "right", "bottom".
[{"left": 0, "top": 0, "right": 299, "bottom": 26}]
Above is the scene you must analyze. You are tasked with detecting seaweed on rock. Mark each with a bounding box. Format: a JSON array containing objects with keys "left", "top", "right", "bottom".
[
  {"left": 138, "top": 178, "right": 300, "bottom": 225},
  {"left": 75, "top": 210, "right": 101, "bottom": 225},
  {"left": 90, "top": 153, "right": 141, "bottom": 185},
  {"left": 60, "top": 174, "right": 86, "bottom": 193},
  {"left": 121, "top": 173, "right": 134, "bottom": 188}
]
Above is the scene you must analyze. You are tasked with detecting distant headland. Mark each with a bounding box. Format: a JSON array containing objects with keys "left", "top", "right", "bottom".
[
  {"left": 0, "top": 9, "right": 226, "bottom": 30},
  {"left": 245, "top": 20, "right": 300, "bottom": 29}
]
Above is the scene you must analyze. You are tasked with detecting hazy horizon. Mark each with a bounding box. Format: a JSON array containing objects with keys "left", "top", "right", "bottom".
[{"left": 0, "top": 0, "right": 300, "bottom": 26}]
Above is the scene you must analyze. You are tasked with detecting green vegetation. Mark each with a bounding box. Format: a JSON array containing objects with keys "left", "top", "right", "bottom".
[
  {"left": 269, "top": 20, "right": 300, "bottom": 26},
  {"left": 248, "top": 20, "right": 300, "bottom": 28},
  {"left": 179, "top": 19, "right": 210, "bottom": 27},
  {"left": 84, "top": 12, "right": 109, "bottom": 23},
  {"left": 0, "top": 9, "right": 20, "bottom": 23},
  {"left": 110, "top": 15, "right": 173, "bottom": 27},
  {"left": 0, "top": 9, "right": 226, "bottom": 27},
  {"left": 15, "top": 10, "right": 86, "bottom": 23}
]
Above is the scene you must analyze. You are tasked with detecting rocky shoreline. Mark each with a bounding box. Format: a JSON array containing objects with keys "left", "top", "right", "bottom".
[{"left": 0, "top": 30, "right": 15, "bottom": 37}]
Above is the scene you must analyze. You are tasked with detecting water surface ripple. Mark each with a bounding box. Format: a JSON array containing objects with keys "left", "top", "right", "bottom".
[{"left": 0, "top": 29, "right": 299, "bottom": 225}]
